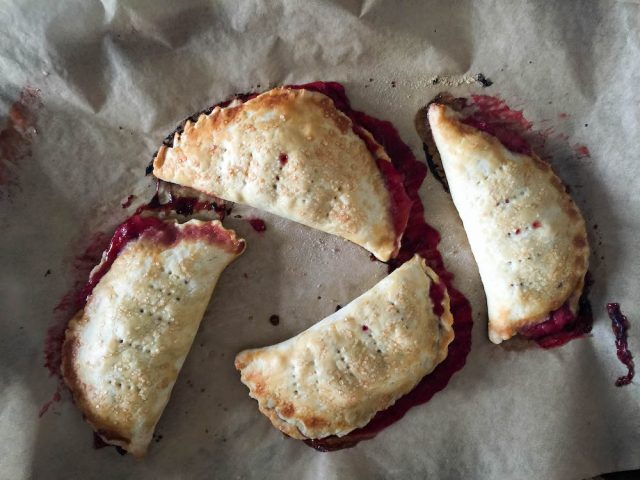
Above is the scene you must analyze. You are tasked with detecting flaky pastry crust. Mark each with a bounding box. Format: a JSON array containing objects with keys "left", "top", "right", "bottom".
[
  {"left": 153, "top": 87, "right": 399, "bottom": 260},
  {"left": 428, "top": 104, "right": 589, "bottom": 343},
  {"left": 61, "top": 219, "right": 244, "bottom": 456},
  {"left": 235, "top": 255, "right": 454, "bottom": 439}
]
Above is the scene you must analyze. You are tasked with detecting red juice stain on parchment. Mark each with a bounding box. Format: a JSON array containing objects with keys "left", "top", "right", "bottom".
[
  {"left": 41, "top": 229, "right": 111, "bottom": 416},
  {"left": 607, "top": 303, "right": 635, "bottom": 387},
  {"left": 574, "top": 145, "right": 590, "bottom": 158},
  {"left": 38, "top": 389, "right": 62, "bottom": 418},
  {"left": 248, "top": 218, "right": 267, "bottom": 232},
  {"left": 0, "top": 86, "right": 42, "bottom": 200},
  {"left": 465, "top": 95, "right": 594, "bottom": 165},
  {"left": 44, "top": 231, "right": 112, "bottom": 380},
  {"left": 121, "top": 194, "right": 135, "bottom": 208},
  {"left": 461, "top": 94, "right": 534, "bottom": 155}
]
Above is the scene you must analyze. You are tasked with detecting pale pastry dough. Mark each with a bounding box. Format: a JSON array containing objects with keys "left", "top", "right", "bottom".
[
  {"left": 428, "top": 103, "right": 589, "bottom": 344},
  {"left": 153, "top": 87, "right": 400, "bottom": 261},
  {"left": 62, "top": 219, "right": 245, "bottom": 456},
  {"left": 235, "top": 255, "right": 454, "bottom": 440}
]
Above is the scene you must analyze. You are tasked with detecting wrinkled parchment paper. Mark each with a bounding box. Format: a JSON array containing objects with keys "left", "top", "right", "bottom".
[{"left": 1, "top": 1, "right": 639, "bottom": 478}]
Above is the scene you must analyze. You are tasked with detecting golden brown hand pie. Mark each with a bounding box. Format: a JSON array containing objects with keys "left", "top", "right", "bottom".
[
  {"left": 428, "top": 103, "right": 589, "bottom": 344},
  {"left": 235, "top": 255, "right": 454, "bottom": 440},
  {"left": 153, "top": 87, "right": 404, "bottom": 261},
  {"left": 62, "top": 218, "right": 245, "bottom": 456}
]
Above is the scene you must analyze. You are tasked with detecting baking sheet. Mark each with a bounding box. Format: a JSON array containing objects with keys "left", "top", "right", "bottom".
[{"left": 1, "top": 1, "right": 639, "bottom": 478}]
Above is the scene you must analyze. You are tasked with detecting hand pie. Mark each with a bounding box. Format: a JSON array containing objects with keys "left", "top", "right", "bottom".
[
  {"left": 153, "top": 86, "right": 408, "bottom": 261},
  {"left": 61, "top": 217, "right": 245, "bottom": 456},
  {"left": 235, "top": 255, "right": 454, "bottom": 440},
  {"left": 428, "top": 103, "right": 589, "bottom": 344}
]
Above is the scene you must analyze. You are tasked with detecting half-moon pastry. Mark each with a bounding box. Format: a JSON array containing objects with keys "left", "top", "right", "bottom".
[
  {"left": 428, "top": 103, "right": 589, "bottom": 344},
  {"left": 153, "top": 86, "right": 409, "bottom": 261},
  {"left": 61, "top": 216, "right": 245, "bottom": 456},
  {"left": 235, "top": 255, "right": 454, "bottom": 440}
]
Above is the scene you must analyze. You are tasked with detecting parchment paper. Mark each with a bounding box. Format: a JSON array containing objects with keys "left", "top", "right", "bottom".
[{"left": 1, "top": 1, "right": 639, "bottom": 479}]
